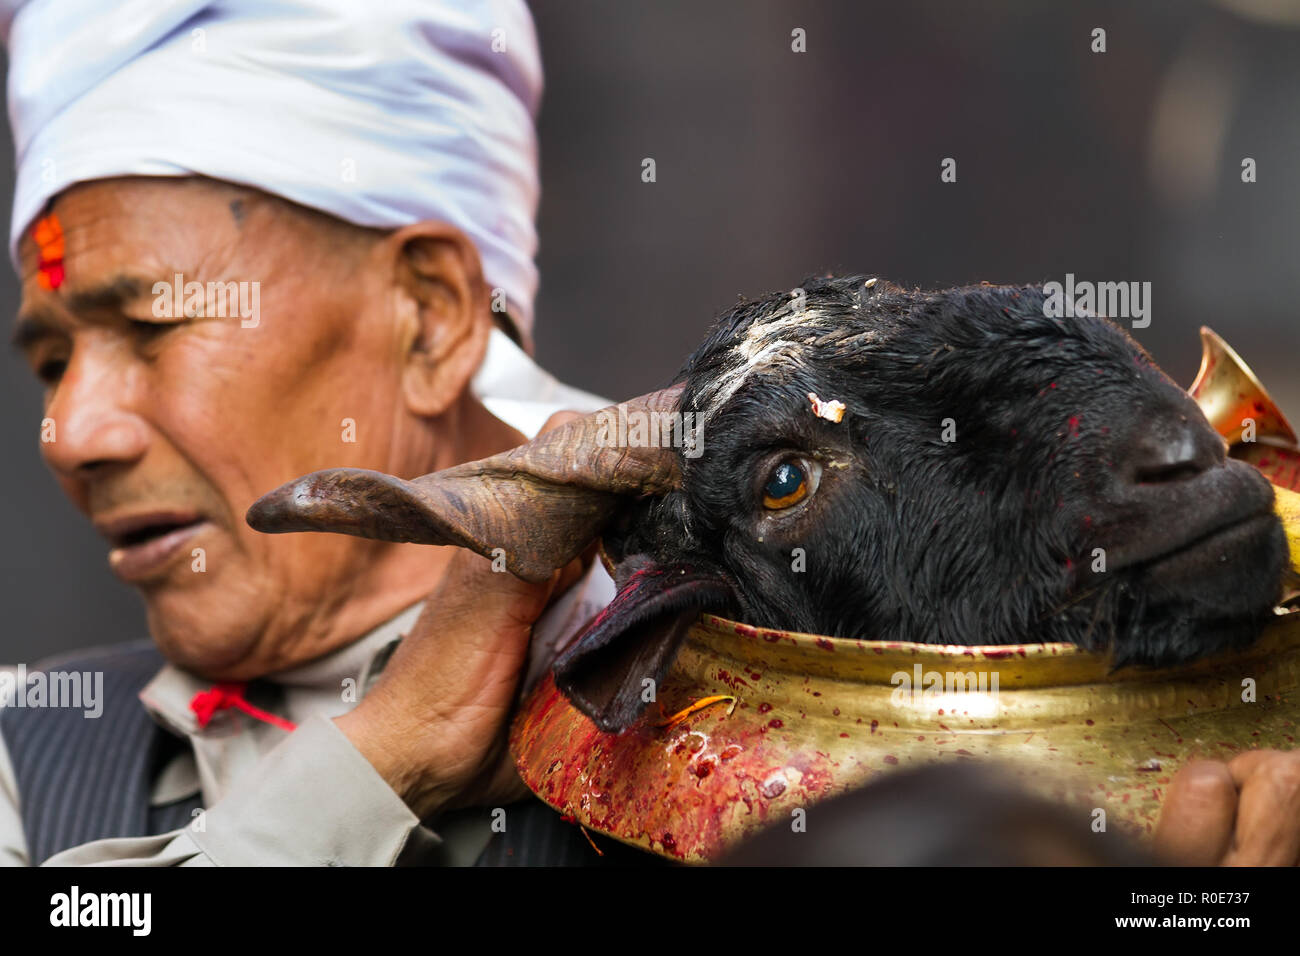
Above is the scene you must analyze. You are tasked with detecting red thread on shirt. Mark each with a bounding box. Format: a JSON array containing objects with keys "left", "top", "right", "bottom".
[{"left": 189, "top": 682, "right": 297, "bottom": 733}]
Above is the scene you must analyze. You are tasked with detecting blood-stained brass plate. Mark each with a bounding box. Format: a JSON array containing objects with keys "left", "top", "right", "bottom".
[{"left": 510, "top": 609, "right": 1300, "bottom": 863}]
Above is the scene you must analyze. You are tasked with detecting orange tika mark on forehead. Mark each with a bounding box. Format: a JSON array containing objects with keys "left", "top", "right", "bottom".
[{"left": 32, "top": 213, "right": 65, "bottom": 290}]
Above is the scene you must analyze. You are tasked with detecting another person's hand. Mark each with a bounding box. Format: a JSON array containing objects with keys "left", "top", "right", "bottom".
[
  {"left": 1154, "top": 750, "right": 1300, "bottom": 865},
  {"left": 334, "top": 411, "right": 588, "bottom": 820}
]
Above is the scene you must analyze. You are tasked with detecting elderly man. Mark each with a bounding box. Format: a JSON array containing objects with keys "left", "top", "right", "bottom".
[
  {"left": 3, "top": 1, "right": 1298, "bottom": 871},
  {"left": 0, "top": 0, "right": 636, "bottom": 866}
]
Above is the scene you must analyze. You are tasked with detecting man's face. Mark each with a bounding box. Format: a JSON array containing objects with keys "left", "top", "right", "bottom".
[{"left": 12, "top": 177, "right": 444, "bottom": 677}]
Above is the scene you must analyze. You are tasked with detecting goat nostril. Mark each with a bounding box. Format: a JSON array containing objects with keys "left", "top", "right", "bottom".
[
  {"left": 1123, "top": 415, "right": 1223, "bottom": 487},
  {"left": 1123, "top": 424, "right": 1223, "bottom": 486},
  {"left": 1134, "top": 460, "right": 1204, "bottom": 485}
]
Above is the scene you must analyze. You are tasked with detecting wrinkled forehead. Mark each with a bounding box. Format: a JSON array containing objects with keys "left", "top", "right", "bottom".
[
  {"left": 15, "top": 179, "right": 248, "bottom": 290},
  {"left": 13, "top": 178, "right": 363, "bottom": 316}
]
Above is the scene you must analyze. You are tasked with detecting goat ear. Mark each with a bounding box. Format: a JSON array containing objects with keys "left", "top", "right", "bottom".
[
  {"left": 552, "top": 562, "right": 735, "bottom": 733},
  {"left": 245, "top": 386, "right": 684, "bottom": 583}
]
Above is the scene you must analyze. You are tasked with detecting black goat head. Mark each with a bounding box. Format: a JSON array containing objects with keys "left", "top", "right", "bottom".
[{"left": 249, "top": 276, "right": 1292, "bottom": 734}]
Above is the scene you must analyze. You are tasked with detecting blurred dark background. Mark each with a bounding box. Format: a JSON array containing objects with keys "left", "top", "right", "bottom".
[{"left": 2, "top": 0, "right": 1298, "bottom": 661}]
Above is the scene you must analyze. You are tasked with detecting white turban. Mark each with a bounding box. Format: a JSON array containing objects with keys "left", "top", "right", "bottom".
[{"left": 1, "top": 0, "right": 605, "bottom": 435}]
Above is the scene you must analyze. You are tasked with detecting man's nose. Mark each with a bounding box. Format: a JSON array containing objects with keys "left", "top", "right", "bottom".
[{"left": 41, "top": 346, "right": 149, "bottom": 479}]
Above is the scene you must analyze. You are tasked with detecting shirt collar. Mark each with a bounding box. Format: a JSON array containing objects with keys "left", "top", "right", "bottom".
[{"left": 139, "top": 601, "right": 425, "bottom": 737}]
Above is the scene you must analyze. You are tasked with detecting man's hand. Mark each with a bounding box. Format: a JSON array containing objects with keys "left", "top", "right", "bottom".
[
  {"left": 1154, "top": 750, "right": 1300, "bottom": 865},
  {"left": 333, "top": 411, "right": 588, "bottom": 821}
]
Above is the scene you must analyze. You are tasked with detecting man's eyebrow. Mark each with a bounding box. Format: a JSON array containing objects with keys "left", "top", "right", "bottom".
[
  {"left": 63, "top": 275, "right": 152, "bottom": 313},
  {"left": 10, "top": 275, "right": 157, "bottom": 351}
]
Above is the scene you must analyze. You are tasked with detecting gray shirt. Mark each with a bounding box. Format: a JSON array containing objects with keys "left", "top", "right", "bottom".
[{"left": 0, "top": 561, "right": 614, "bottom": 866}]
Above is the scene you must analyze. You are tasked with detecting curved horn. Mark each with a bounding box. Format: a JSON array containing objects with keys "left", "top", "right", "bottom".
[{"left": 246, "top": 385, "right": 686, "bottom": 582}]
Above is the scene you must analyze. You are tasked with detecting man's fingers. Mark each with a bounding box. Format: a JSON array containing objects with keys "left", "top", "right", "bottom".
[
  {"left": 1225, "top": 748, "right": 1285, "bottom": 788},
  {"left": 1222, "top": 750, "right": 1300, "bottom": 866},
  {"left": 1154, "top": 759, "right": 1237, "bottom": 865}
]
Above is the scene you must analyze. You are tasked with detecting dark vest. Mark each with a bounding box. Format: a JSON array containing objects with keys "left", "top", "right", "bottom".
[{"left": 0, "top": 641, "right": 652, "bottom": 866}]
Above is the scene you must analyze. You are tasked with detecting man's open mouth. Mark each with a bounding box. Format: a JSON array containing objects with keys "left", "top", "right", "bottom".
[{"left": 95, "top": 511, "right": 212, "bottom": 583}]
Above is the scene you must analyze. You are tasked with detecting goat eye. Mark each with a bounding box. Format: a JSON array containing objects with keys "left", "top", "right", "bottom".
[{"left": 762, "top": 461, "right": 809, "bottom": 509}]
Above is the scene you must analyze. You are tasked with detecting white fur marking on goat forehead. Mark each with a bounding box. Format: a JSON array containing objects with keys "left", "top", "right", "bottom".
[{"left": 692, "top": 309, "right": 820, "bottom": 425}]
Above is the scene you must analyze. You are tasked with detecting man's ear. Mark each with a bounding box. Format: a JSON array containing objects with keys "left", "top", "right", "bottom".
[
  {"left": 384, "top": 222, "right": 492, "bottom": 418},
  {"left": 552, "top": 560, "right": 737, "bottom": 734}
]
